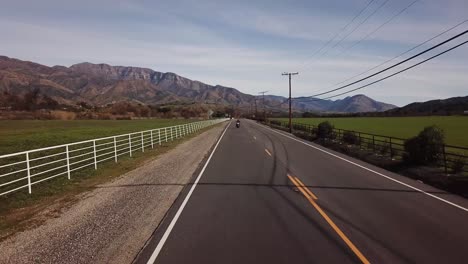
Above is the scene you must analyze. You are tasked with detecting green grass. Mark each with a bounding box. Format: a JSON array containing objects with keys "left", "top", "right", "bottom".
[
  {"left": 0, "top": 122, "right": 220, "bottom": 240},
  {"left": 0, "top": 119, "right": 190, "bottom": 155},
  {"left": 274, "top": 116, "right": 468, "bottom": 147}
]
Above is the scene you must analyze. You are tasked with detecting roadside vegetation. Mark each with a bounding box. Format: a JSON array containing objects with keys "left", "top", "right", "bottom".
[
  {"left": 0, "top": 122, "right": 222, "bottom": 240},
  {"left": 0, "top": 89, "right": 233, "bottom": 121},
  {"left": 266, "top": 119, "right": 467, "bottom": 197},
  {"left": 274, "top": 116, "right": 468, "bottom": 146}
]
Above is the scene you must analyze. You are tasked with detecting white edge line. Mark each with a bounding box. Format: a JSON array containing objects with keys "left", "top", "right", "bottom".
[
  {"left": 255, "top": 121, "right": 468, "bottom": 212},
  {"left": 146, "top": 121, "right": 231, "bottom": 264}
]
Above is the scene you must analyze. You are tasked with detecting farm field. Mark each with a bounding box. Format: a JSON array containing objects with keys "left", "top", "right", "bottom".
[
  {"left": 0, "top": 119, "right": 190, "bottom": 155},
  {"left": 274, "top": 116, "right": 468, "bottom": 147}
]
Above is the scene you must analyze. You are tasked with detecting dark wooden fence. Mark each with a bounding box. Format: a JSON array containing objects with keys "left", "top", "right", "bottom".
[{"left": 265, "top": 119, "right": 468, "bottom": 175}]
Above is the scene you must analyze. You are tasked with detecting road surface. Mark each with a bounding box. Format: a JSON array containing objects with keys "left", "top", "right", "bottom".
[{"left": 136, "top": 119, "right": 468, "bottom": 264}]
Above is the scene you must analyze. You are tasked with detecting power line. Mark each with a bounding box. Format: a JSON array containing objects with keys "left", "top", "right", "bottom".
[
  {"left": 296, "top": 29, "right": 468, "bottom": 99},
  {"left": 338, "top": 0, "right": 419, "bottom": 54},
  {"left": 299, "top": 0, "right": 413, "bottom": 81},
  {"left": 296, "top": 0, "right": 376, "bottom": 70},
  {"left": 327, "top": 19, "right": 468, "bottom": 90},
  {"left": 321, "top": 39, "right": 468, "bottom": 99},
  {"left": 312, "top": 0, "right": 391, "bottom": 62}
]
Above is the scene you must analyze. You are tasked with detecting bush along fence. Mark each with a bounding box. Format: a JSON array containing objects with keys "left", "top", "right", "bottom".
[
  {"left": 265, "top": 119, "right": 468, "bottom": 176},
  {"left": 0, "top": 118, "right": 228, "bottom": 197}
]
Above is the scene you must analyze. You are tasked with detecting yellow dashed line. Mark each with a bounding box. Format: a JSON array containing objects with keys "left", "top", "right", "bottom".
[{"left": 287, "top": 174, "right": 370, "bottom": 264}]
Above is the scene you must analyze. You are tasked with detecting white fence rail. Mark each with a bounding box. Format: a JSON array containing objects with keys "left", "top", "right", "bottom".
[{"left": 0, "top": 119, "right": 228, "bottom": 196}]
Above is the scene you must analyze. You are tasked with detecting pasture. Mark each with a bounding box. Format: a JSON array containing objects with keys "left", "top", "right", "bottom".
[
  {"left": 0, "top": 119, "right": 190, "bottom": 155},
  {"left": 274, "top": 116, "right": 468, "bottom": 147}
]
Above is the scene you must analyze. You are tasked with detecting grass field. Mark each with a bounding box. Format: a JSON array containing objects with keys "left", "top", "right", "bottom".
[
  {"left": 0, "top": 122, "right": 219, "bottom": 240},
  {"left": 0, "top": 119, "right": 190, "bottom": 155},
  {"left": 274, "top": 116, "right": 468, "bottom": 147}
]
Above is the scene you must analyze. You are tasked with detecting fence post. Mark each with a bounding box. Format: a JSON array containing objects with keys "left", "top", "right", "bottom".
[
  {"left": 372, "top": 135, "right": 375, "bottom": 152},
  {"left": 358, "top": 133, "right": 362, "bottom": 149},
  {"left": 389, "top": 137, "right": 393, "bottom": 159},
  {"left": 66, "top": 145, "right": 71, "bottom": 179},
  {"left": 150, "top": 131, "right": 154, "bottom": 149},
  {"left": 165, "top": 128, "right": 168, "bottom": 142},
  {"left": 141, "top": 132, "right": 144, "bottom": 152},
  {"left": 129, "top": 134, "right": 132, "bottom": 157},
  {"left": 158, "top": 129, "right": 161, "bottom": 145},
  {"left": 26, "top": 152, "right": 32, "bottom": 194},
  {"left": 93, "top": 140, "right": 97, "bottom": 170},
  {"left": 442, "top": 144, "right": 448, "bottom": 175},
  {"left": 114, "top": 136, "right": 118, "bottom": 163}
]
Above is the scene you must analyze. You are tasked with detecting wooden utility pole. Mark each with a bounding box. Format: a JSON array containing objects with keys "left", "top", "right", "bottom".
[
  {"left": 259, "top": 91, "right": 268, "bottom": 120},
  {"left": 254, "top": 98, "right": 258, "bottom": 118},
  {"left": 282, "top": 72, "right": 298, "bottom": 133}
]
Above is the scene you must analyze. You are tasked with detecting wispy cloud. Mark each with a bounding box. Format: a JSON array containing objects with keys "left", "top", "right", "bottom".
[{"left": 0, "top": 0, "right": 466, "bottom": 106}]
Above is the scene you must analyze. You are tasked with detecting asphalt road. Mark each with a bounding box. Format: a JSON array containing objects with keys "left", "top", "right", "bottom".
[{"left": 136, "top": 119, "right": 468, "bottom": 264}]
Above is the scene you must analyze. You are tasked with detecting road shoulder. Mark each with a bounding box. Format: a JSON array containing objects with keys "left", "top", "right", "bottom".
[{"left": 0, "top": 123, "right": 227, "bottom": 264}]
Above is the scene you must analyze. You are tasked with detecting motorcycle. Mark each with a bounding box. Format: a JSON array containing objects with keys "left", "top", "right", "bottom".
[{"left": 236, "top": 120, "right": 240, "bottom": 128}]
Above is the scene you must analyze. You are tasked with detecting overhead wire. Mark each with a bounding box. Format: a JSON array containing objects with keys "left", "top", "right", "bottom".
[
  {"left": 310, "top": 0, "right": 391, "bottom": 62},
  {"left": 321, "top": 39, "right": 468, "bottom": 99},
  {"left": 326, "top": 19, "right": 468, "bottom": 89},
  {"left": 294, "top": 29, "right": 468, "bottom": 99},
  {"left": 296, "top": 0, "right": 376, "bottom": 70},
  {"left": 337, "top": 0, "right": 419, "bottom": 55}
]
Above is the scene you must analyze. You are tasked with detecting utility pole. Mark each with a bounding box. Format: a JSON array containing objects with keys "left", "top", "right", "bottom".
[
  {"left": 282, "top": 72, "right": 299, "bottom": 133},
  {"left": 259, "top": 91, "right": 268, "bottom": 120},
  {"left": 254, "top": 98, "right": 258, "bottom": 119}
]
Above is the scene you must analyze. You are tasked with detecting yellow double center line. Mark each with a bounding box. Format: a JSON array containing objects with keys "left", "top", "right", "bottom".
[{"left": 287, "top": 174, "right": 370, "bottom": 264}]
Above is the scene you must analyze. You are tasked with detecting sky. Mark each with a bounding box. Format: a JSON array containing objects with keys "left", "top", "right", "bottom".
[{"left": 0, "top": 0, "right": 467, "bottom": 106}]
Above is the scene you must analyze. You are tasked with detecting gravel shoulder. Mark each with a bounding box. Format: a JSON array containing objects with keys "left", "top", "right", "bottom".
[{"left": 0, "top": 123, "right": 227, "bottom": 264}]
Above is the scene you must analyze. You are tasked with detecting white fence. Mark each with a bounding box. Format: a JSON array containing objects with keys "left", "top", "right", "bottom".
[{"left": 0, "top": 119, "right": 228, "bottom": 196}]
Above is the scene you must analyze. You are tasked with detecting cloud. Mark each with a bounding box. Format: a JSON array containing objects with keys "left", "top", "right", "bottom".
[{"left": 0, "top": 0, "right": 466, "bottom": 107}]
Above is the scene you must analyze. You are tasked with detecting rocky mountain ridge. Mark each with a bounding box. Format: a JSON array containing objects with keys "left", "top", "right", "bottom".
[{"left": 0, "top": 55, "right": 396, "bottom": 112}]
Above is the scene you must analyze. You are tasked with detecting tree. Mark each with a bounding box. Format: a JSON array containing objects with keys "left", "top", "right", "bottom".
[
  {"left": 22, "top": 88, "right": 41, "bottom": 111},
  {"left": 404, "top": 126, "right": 445, "bottom": 165},
  {"left": 317, "top": 121, "right": 334, "bottom": 139},
  {"left": 41, "top": 95, "right": 59, "bottom": 110}
]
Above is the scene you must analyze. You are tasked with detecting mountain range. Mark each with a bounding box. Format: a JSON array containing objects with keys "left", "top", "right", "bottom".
[
  {"left": 0, "top": 55, "right": 396, "bottom": 113},
  {"left": 387, "top": 96, "right": 468, "bottom": 115}
]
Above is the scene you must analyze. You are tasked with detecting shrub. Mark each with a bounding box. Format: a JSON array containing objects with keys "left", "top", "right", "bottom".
[
  {"left": 342, "top": 131, "right": 360, "bottom": 145},
  {"left": 404, "top": 126, "right": 445, "bottom": 165},
  {"left": 450, "top": 158, "right": 465, "bottom": 174},
  {"left": 293, "top": 123, "right": 305, "bottom": 131},
  {"left": 317, "top": 121, "right": 334, "bottom": 139},
  {"left": 378, "top": 140, "right": 390, "bottom": 156},
  {"left": 311, "top": 127, "right": 318, "bottom": 136},
  {"left": 270, "top": 120, "right": 282, "bottom": 127}
]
